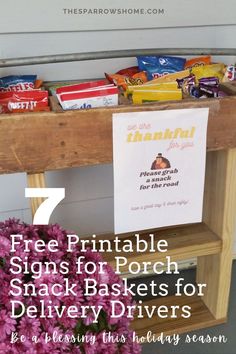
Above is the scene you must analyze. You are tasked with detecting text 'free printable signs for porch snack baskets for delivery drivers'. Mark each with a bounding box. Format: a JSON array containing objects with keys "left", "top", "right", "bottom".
[{"left": 113, "top": 108, "right": 209, "bottom": 234}]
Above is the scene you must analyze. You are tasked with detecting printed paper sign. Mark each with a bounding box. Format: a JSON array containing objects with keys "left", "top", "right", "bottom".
[{"left": 113, "top": 108, "right": 209, "bottom": 234}]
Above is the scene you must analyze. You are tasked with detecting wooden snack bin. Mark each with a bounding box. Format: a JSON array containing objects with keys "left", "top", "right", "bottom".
[{"left": 0, "top": 50, "right": 236, "bottom": 339}]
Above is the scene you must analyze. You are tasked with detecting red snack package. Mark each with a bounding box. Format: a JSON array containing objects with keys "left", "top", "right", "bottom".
[
  {"left": 56, "top": 79, "right": 110, "bottom": 95},
  {"left": 0, "top": 90, "right": 49, "bottom": 113},
  {"left": 59, "top": 86, "right": 119, "bottom": 110}
]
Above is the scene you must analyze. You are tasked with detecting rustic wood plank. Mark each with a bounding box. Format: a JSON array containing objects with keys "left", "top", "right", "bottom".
[
  {"left": 1, "top": 96, "right": 236, "bottom": 174},
  {"left": 102, "top": 223, "right": 221, "bottom": 273},
  {"left": 220, "top": 82, "right": 236, "bottom": 95},
  {"left": 27, "top": 172, "right": 46, "bottom": 217},
  {"left": 49, "top": 96, "right": 64, "bottom": 113},
  {"left": 198, "top": 149, "right": 236, "bottom": 319},
  {"left": 131, "top": 295, "right": 226, "bottom": 338}
]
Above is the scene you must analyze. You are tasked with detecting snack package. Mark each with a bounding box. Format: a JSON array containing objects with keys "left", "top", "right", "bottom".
[
  {"left": 56, "top": 80, "right": 115, "bottom": 107},
  {"left": 116, "top": 66, "right": 140, "bottom": 76},
  {"left": 59, "top": 86, "right": 119, "bottom": 110},
  {"left": 143, "top": 69, "right": 190, "bottom": 85},
  {"left": 44, "top": 81, "right": 85, "bottom": 96},
  {"left": 223, "top": 65, "right": 236, "bottom": 82},
  {"left": 199, "top": 77, "right": 219, "bottom": 86},
  {"left": 185, "top": 56, "right": 211, "bottom": 69},
  {"left": 199, "top": 84, "right": 219, "bottom": 98},
  {"left": 176, "top": 75, "right": 195, "bottom": 88},
  {"left": 191, "top": 63, "right": 225, "bottom": 82},
  {"left": 132, "top": 89, "right": 182, "bottom": 104},
  {"left": 0, "top": 75, "right": 37, "bottom": 92},
  {"left": 56, "top": 80, "right": 109, "bottom": 96},
  {"left": 218, "top": 91, "right": 228, "bottom": 98},
  {"left": 105, "top": 72, "right": 147, "bottom": 90},
  {"left": 0, "top": 90, "right": 49, "bottom": 113},
  {"left": 137, "top": 56, "right": 186, "bottom": 80},
  {"left": 177, "top": 75, "right": 196, "bottom": 97},
  {"left": 126, "top": 82, "right": 179, "bottom": 96},
  {"left": 34, "top": 79, "right": 43, "bottom": 89}
]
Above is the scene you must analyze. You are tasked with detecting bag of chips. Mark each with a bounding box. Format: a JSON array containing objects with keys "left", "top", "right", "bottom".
[
  {"left": 0, "top": 75, "right": 37, "bottom": 92},
  {"left": 137, "top": 56, "right": 186, "bottom": 80},
  {"left": 116, "top": 66, "right": 140, "bottom": 76},
  {"left": 185, "top": 56, "right": 211, "bottom": 69},
  {"left": 0, "top": 90, "right": 49, "bottom": 113},
  {"left": 105, "top": 72, "right": 147, "bottom": 91}
]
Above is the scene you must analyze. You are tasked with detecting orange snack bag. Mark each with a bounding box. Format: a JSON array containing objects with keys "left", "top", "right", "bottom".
[
  {"left": 185, "top": 56, "right": 211, "bottom": 69},
  {"left": 105, "top": 71, "right": 147, "bottom": 90},
  {"left": 34, "top": 79, "right": 43, "bottom": 89}
]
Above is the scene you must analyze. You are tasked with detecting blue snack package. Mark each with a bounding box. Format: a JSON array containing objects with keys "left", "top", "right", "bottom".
[
  {"left": 137, "top": 56, "right": 186, "bottom": 80},
  {"left": 0, "top": 75, "right": 37, "bottom": 92}
]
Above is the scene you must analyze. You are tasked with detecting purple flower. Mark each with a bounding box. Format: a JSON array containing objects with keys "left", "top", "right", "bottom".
[
  {"left": 0, "top": 310, "right": 17, "bottom": 341},
  {"left": 0, "top": 342, "right": 15, "bottom": 354},
  {"left": 0, "top": 219, "right": 141, "bottom": 354},
  {"left": 19, "top": 317, "right": 41, "bottom": 338},
  {"left": 0, "top": 235, "right": 11, "bottom": 257}
]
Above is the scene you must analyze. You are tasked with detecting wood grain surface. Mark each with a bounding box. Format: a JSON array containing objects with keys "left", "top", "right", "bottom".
[
  {"left": 103, "top": 223, "right": 222, "bottom": 273},
  {"left": 27, "top": 173, "right": 46, "bottom": 217},
  {"left": 198, "top": 149, "right": 236, "bottom": 319},
  {"left": 131, "top": 295, "right": 226, "bottom": 338},
  {"left": 1, "top": 96, "right": 236, "bottom": 174}
]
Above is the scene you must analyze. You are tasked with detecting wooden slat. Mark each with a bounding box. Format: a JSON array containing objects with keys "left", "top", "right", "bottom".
[
  {"left": 27, "top": 172, "right": 46, "bottom": 217},
  {"left": 198, "top": 149, "right": 236, "bottom": 319},
  {"left": 49, "top": 96, "right": 63, "bottom": 113},
  {"left": 219, "top": 82, "right": 236, "bottom": 96},
  {"left": 1, "top": 96, "right": 236, "bottom": 174},
  {"left": 131, "top": 295, "right": 226, "bottom": 338},
  {"left": 103, "top": 223, "right": 221, "bottom": 272}
]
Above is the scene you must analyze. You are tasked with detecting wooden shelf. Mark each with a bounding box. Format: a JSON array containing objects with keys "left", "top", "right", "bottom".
[
  {"left": 103, "top": 223, "right": 222, "bottom": 272},
  {"left": 131, "top": 295, "right": 226, "bottom": 338},
  {"left": 1, "top": 94, "right": 236, "bottom": 174},
  {"left": 0, "top": 74, "right": 235, "bottom": 338}
]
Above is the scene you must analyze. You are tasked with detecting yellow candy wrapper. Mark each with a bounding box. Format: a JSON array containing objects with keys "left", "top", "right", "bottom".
[
  {"left": 191, "top": 63, "right": 225, "bottom": 82},
  {"left": 143, "top": 69, "right": 190, "bottom": 85},
  {"left": 132, "top": 89, "right": 182, "bottom": 104},
  {"left": 126, "top": 82, "right": 179, "bottom": 96}
]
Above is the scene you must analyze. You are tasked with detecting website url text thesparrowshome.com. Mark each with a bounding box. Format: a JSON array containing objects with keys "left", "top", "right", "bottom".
[{"left": 63, "top": 8, "right": 165, "bottom": 16}]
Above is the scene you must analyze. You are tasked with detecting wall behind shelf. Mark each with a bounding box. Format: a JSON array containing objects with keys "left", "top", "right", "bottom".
[
  {"left": 0, "top": 14, "right": 235, "bottom": 258},
  {"left": 1, "top": 0, "right": 235, "bottom": 33}
]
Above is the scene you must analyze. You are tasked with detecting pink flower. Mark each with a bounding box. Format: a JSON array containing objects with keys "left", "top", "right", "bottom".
[
  {"left": 0, "top": 219, "right": 141, "bottom": 354},
  {"left": 25, "top": 349, "right": 39, "bottom": 354},
  {"left": 29, "top": 333, "right": 58, "bottom": 354},
  {"left": 0, "top": 310, "right": 16, "bottom": 341},
  {"left": 0, "top": 342, "right": 15, "bottom": 354},
  {"left": 0, "top": 235, "right": 11, "bottom": 257},
  {"left": 19, "top": 316, "right": 41, "bottom": 338},
  {"left": 71, "top": 347, "right": 82, "bottom": 354}
]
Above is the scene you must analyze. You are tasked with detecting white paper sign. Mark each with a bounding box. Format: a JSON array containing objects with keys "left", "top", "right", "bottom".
[{"left": 113, "top": 108, "right": 209, "bottom": 234}]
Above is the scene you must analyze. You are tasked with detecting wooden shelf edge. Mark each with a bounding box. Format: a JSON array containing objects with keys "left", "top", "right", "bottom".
[
  {"left": 103, "top": 223, "right": 222, "bottom": 271},
  {"left": 1, "top": 96, "right": 236, "bottom": 174},
  {"left": 131, "top": 295, "right": 226, "bottom": 339}
]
